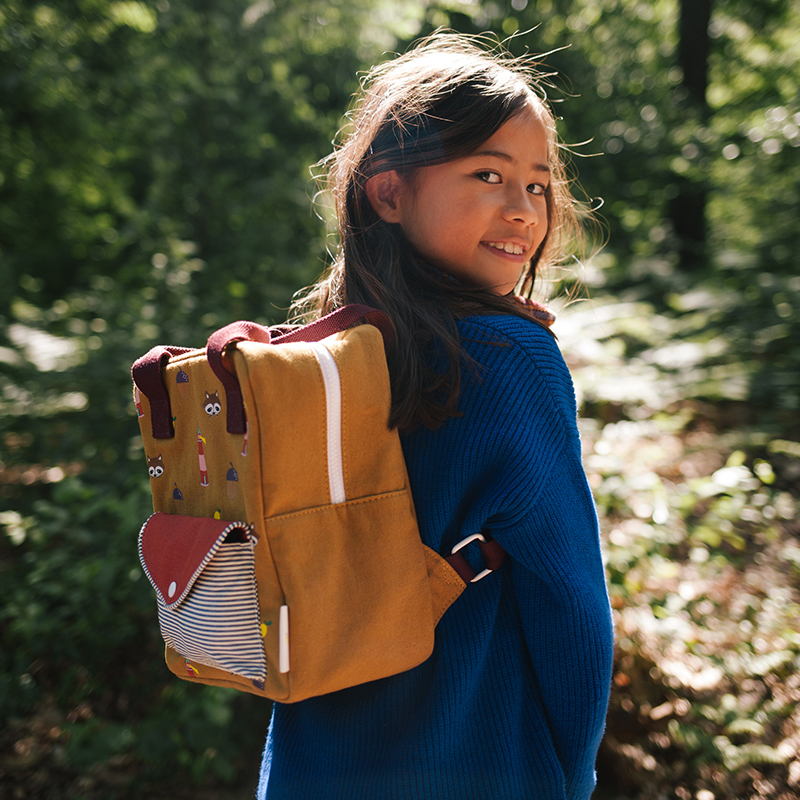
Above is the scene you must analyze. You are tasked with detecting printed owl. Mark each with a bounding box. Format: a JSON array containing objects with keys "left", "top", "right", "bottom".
[{"left": 204, "top": 391, "right": 221, "bottom": 416}]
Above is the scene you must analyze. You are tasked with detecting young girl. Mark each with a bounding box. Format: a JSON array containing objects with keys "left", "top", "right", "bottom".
[{"left": 258, "top": 32, "right": 614, "bottom": 800}]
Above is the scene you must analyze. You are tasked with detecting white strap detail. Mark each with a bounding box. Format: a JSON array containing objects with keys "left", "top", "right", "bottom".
[
  {"left": 308, "top": 342, "right": 346, "bottom": 504},
  {"left": 279, "top": 604, "right": 290, "bottom": 673}
]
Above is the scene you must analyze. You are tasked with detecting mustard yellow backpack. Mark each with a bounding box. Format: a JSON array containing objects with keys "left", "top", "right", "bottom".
[{"left": 132, "top": 305, "right": 504, "bottom": 703}]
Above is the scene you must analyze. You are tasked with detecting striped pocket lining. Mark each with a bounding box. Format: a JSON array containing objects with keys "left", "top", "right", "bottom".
[{"left": 140, "top": 517, "right": 267, "bottom": 683}]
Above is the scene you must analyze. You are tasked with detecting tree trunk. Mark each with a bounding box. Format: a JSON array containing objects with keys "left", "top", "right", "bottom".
[
  {"left": 671, "top": 0, "right": 712, "bottom": 270},
  {"left": 678, "top": 0, "right": 712, "bottom": 110}
]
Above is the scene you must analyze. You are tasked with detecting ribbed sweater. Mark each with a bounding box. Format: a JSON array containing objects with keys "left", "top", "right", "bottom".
[{"left": 258, "top": 314, "right": 614, "bottom": 800}]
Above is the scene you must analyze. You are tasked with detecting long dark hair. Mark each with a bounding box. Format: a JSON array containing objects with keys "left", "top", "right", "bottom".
[{"left": 293, "top": 32, "right": 585, "bottom": 431}]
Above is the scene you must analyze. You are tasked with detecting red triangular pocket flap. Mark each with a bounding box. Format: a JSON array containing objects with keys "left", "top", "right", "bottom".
[{"left": 138, "top": 512, "right": 254, "bottom": 609}]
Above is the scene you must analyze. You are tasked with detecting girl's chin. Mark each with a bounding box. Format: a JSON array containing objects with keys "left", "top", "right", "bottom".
[{"left": 424, "top": 259, "right": 520, "bottom": 296}]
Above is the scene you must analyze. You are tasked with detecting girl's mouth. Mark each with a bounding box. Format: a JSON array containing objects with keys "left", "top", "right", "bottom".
[{"left": 483, "top": 241, "right": 526, "bottom": 256}]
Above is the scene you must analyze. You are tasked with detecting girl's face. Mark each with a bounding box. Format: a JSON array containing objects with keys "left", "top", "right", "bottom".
[{"left": 376, "top": 103, "right": 550, "bottom": 295}]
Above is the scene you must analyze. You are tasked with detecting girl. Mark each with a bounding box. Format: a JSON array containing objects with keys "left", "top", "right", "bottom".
[{"left": 258, "top": 32, "right": 614, "bottom": 800}]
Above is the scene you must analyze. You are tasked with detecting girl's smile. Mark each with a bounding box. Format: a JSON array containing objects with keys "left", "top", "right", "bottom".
[{"left": 367, "top": 102, "right": 550, "bottom": 295}]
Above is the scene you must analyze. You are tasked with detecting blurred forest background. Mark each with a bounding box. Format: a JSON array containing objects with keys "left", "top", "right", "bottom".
[{"left": 1, "top": 0, "right": 799, "bottom": 798}]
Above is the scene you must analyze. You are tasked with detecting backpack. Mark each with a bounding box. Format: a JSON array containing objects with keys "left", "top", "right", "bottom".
[{"left": 131, "top": 305, "right": 504, "bottom": 702}]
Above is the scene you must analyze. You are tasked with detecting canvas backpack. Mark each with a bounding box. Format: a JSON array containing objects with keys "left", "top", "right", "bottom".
[{"left": 132, "top": 305, "right": 504, "bottom": 703}]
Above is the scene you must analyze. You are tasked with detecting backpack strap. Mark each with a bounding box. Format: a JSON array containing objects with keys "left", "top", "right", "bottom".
[
  {"left": 271, "top": 305, "right": 395, "bottom": 349},
  {"left": 134, "top": 306, "right": 394, "bottom": 439},
  {"left": 425, "top": 533, "right": 506, "bottom": 627}
]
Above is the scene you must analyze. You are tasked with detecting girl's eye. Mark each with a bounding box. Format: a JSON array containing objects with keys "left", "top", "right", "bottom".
[
  {"left": 527, "top": 183, "right": 548, "bottom": 196},
  {"left": 476, "top": 171, "right": 501, "bottom": 184}
]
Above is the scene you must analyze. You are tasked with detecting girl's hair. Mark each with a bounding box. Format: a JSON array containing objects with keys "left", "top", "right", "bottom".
[{"left": 292, "top": 32, "right": 586, "bottom": 431}]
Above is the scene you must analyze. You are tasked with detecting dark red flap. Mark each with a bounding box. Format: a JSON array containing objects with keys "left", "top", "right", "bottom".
[{"left": 138, "top": 512, "right": 252, "bottom": 608}]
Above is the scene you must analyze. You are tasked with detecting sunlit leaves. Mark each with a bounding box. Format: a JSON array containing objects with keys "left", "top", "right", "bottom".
[{"left": 108, "top": 1, "right": 158, "bottom": 33}]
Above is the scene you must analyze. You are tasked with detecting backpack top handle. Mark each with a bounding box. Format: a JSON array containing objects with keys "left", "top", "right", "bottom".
[
  {"left": 131, "top": 345, "right": 194, "bottom": 439},
  {"left": 132, "top": 305, "right": 395, "bottom": 439},
  {"left": 206, "top": 305, "right": 394, "bottom": 435}
]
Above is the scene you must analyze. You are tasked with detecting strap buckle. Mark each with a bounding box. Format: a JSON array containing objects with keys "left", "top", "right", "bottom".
[{"left": 451, "top": 533, "right": 494, "bottom": 582}]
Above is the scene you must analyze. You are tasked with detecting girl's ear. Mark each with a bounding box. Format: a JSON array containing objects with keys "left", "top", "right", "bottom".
[{"left": 365, "top": 171, "right": 406, "bottom": 224}]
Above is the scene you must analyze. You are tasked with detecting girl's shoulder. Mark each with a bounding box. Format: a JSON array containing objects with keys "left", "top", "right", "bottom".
[
  {"left": 458, "top": 313, "right": 566, "bottom": 372},
  {"left": 457, "top": 312, "right": 578, "bottom": 427}
]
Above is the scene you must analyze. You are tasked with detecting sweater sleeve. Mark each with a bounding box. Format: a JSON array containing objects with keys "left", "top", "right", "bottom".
[
  {"left": 497, "top": 451, "right": 613, "bottom": 799},
  {"left": 458, "top": 317, "right": 614, "bottom": 799}
]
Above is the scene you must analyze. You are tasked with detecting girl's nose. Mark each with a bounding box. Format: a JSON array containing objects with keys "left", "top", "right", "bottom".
[{"left": 502, "top": 185, "right": 539, "bottom": 225}]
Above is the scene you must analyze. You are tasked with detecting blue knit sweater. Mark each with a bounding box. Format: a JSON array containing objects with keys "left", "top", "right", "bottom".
[{"left": 258, "top": 314, "right": 614, "bottom": 799}]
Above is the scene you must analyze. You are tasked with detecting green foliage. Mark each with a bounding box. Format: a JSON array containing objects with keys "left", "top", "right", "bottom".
[{"left": 2, "top": 477, "right": 152, "bottom": 704}]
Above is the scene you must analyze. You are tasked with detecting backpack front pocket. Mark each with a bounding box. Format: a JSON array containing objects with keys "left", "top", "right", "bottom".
[{"left": 139, "top": 513, "right": 267, "bottom": 683}]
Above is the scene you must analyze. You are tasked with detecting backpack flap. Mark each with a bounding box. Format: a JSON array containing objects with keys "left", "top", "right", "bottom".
[
  {"left": 139, "top": 512, "right": 267, "bottom": 684},
  {"left": 138, "top": 512, "right": 251, "bottom": 606}
]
